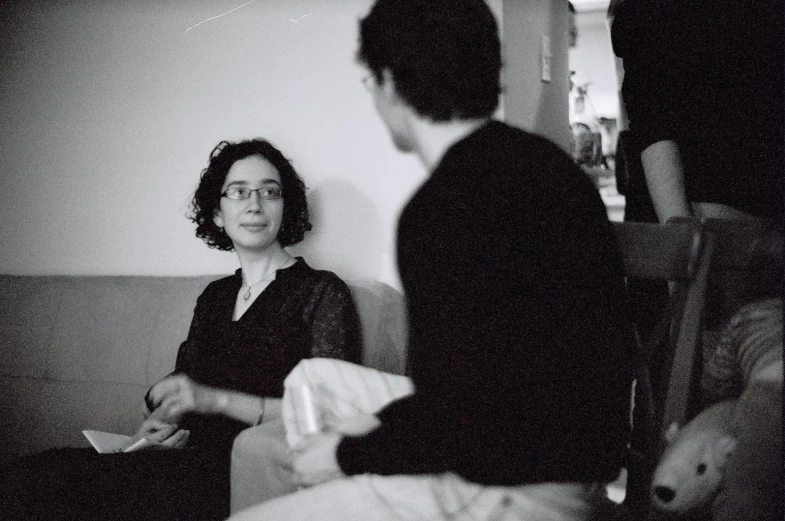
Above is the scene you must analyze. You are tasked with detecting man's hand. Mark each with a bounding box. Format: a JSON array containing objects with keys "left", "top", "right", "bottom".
[
  {"left": 292, "top": 432, "right": 345, "bottom": 487},
  {"left": 335, "top": 413, "right": 381, "bottom": 436},
  {"left": 147, "top": 374, "right": 216, "bottom": 423}
]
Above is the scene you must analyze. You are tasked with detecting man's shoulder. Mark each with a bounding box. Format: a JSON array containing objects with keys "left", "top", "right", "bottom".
[
  {"left": 466, "top": 122, "right": 586, "bottom": 186},
  {"left": 473, "top": 120, "right": 555, "bottom": 148},
  {"left": 412, "top": 121, "right": 597, "bottom": 220},
  {"left": 441, "top": 121, "right": 571, "bottom": 175},
  {"left": 484, "top": 122, "right": 570, "bottom": 163}
]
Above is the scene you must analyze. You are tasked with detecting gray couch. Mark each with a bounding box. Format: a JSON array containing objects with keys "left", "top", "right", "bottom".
[{"left": 0, "top": 274, "right": 408, "bottom": 466}]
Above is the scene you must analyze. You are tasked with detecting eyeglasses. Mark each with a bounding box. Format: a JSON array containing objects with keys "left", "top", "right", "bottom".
[{"left": 221, "top": 186, "right": 282, "bottom": 201}]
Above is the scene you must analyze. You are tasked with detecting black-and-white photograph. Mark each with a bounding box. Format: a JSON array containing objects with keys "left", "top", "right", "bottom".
[{"left": 0, "top": 1, "right": 781, "bottom": 520}]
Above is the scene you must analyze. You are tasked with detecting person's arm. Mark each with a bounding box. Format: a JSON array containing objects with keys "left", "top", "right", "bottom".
[
  {"left": 641, "top": 140, "right": 692, "bottom": 223},
  {"left": 306, "top": 274, "right": 363, "bottom": 364},
  {"left": 143, "top": 282, "right": 279, "bottom": 428},
  {"left": 275, "top": 280, "right": 367, "bottom": 487},
  {"left": 147, "top": 274, "right": 362, "bottom": 427},
  {"left": 612, "top": 0, "right": 691, "bottom": 223},
  {"left": 147, "top": 373, "right": 282, "bottom": 425}
]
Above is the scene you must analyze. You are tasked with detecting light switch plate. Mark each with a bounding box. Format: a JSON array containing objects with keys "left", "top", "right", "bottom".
[{"left": 541, "top": 34, "right": 551, "bottom": 82}]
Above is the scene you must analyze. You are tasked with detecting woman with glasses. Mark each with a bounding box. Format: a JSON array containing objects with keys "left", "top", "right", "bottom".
[{"left": 0, "top": 138, "right": 362, "bottom": 521}]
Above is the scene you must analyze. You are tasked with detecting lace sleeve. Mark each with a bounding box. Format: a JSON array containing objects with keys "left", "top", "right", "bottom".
[{"left": 307, "top": 277, "right": 363, "bottom": 365}]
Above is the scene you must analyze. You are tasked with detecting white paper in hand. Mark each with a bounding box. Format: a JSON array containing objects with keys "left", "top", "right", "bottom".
[
  {"left": 82, "top": 430, "right": 156, "bottom": 453},
  {"left": 300, "top": 384, "right": 321, "bottom": 435},
  {"left": 282, "top": 358, "right": 414, "bottom": 448}
]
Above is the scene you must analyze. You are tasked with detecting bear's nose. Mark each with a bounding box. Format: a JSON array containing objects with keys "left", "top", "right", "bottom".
[{"left": 654, "top": 486, "right": 675, "bottom": 503}]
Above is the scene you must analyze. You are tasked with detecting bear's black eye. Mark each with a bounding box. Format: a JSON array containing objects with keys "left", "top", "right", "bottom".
[{"left": 697, "top": 463, "right": 707, "bottom": 475}]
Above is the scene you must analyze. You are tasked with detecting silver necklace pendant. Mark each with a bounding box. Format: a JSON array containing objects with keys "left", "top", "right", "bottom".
[{"left": 241, "top": 257, "right": 291, "bottom": 305}]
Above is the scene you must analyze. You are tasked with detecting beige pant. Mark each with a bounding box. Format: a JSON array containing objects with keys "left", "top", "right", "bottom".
[
  {"left": 228, "top": 472, "right": 606, "bottom": 521},
  {"left": 230, "top": 418, "right": 298, "bottom": 514},
  {"left": 230, "top": 360, "right": 610, "bottom": 520}
]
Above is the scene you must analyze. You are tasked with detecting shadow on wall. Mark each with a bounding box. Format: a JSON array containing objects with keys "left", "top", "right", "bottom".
[{"left": 290, "top": 179, "right": 384, "bottom": 282}]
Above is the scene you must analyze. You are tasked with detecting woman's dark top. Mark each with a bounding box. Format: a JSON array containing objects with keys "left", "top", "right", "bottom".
[
  {"left": 1, "top": 258, "right": 361, "bottom": 521},
  {"left": 172, "top": 258, "right": 362, "bottom": 452},
  {"left": 337, "top": 121, "right": 634, "bottom": 486}
]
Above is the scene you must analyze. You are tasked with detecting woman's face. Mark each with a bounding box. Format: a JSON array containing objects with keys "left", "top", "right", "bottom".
[{"left": 213, "top": 155, "right": 285, "bottom": 255}]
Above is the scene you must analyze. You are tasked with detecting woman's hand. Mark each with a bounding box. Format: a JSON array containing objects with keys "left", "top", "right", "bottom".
[
  {"left": 147, "top": 374, "right": 218, "bottom": 423},
  {"left": 131, "top": 415, "right": 190, "bottom": 449}
]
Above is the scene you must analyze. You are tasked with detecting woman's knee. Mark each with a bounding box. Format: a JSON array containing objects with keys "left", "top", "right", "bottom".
[{"left": 232, "top": 420, "right": 289, "bottom": 465}]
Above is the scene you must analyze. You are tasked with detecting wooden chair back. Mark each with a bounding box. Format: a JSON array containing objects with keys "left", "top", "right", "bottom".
[{"left": 611, "top": 218, "right": 715, "bottom": 518}]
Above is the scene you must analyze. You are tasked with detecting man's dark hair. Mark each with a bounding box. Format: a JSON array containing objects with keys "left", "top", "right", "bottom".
[
  {"left": 357, "top": 0, "right": 501, "bottom": 121},
  {"left": 188, "top": 138, "right": 312, "bottom": 251}
]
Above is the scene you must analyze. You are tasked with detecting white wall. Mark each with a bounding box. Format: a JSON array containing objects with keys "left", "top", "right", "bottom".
[
  {"left": 502, "top": 0, "right": 571, "bottom": 151},
  {"left": 569, "top": 8, "right": 619, "bottom": 118},
  {"left": 0, "top": 0, "right": 565, "bottom": 289},
  {"left": 0, "top": 0, "right": 407, "bottom": 285}
]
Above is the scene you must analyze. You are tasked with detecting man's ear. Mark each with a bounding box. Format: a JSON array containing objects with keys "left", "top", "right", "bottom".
[{"left": 380, "top": 69, "right": 401, "bottom": 104}]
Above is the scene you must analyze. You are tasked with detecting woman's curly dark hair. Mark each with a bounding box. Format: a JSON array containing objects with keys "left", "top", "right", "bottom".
[{"left": 188, "top": 138, "right": 312, "bottom": 250}]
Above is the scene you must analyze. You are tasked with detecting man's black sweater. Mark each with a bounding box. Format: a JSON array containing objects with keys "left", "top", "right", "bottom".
[{"left": 338, "top": 121, "right": 633, "bottom": 486}]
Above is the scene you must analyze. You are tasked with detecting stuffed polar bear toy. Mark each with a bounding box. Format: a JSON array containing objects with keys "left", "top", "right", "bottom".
[
  {"left": 651, "top": 400, "right": 736, "bottom": 516},
  {"left": 651, "top": 298, "right": 783, "bottom": 519}
]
